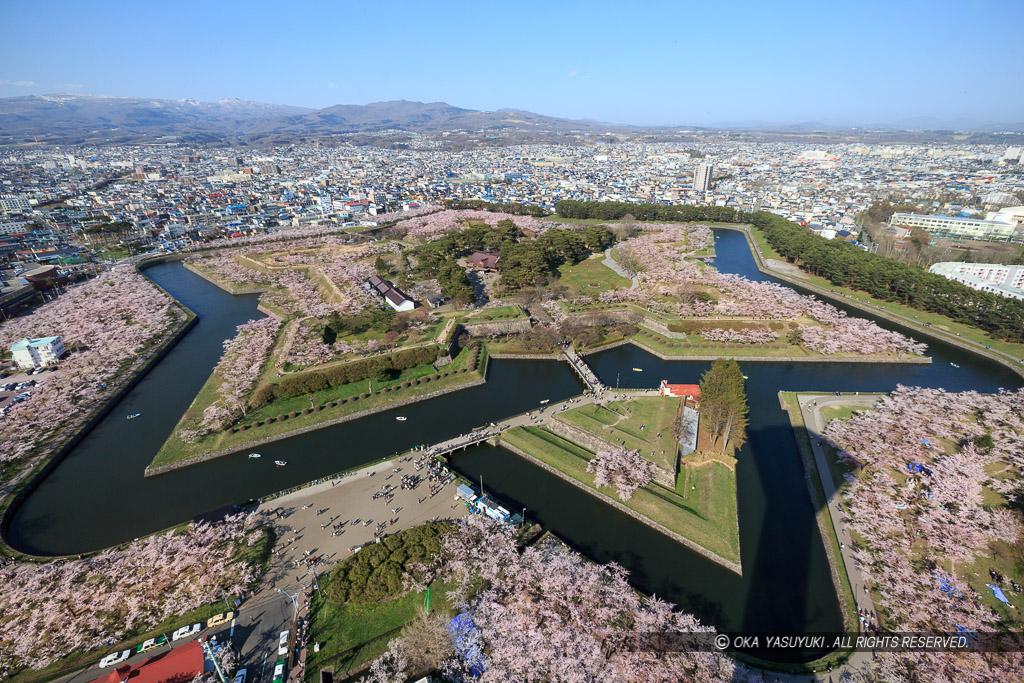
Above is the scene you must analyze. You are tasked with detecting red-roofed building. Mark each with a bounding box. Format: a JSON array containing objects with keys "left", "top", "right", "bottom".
[
  {"left": 659, "top": 380, "right": 700, "bottom": 403},
  {"left": 89, "top": 639, "right": 205, "bottom": 683}
]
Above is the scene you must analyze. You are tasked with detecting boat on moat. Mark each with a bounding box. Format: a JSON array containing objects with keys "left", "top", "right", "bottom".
[
  {"left": 396, "top": 416, "right": 407, "bottom": 421},
  {"left": 950, "top": 363, "right": 960, "bottom": 368},
  {"left": 248, "top": 453, "right": 261, "bottom": 459},
  {"left": 126, "top": 414, "right": 140, "bottom": 420},
  {"left": 275, "top": 460, "right": 287, "bottom": 467},
  {"left": 539, "top": 399, "right": 550, "bottom": 405}
]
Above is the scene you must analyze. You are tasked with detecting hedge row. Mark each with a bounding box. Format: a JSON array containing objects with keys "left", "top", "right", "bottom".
[
  {"left": 228, "top": 369, "right": 464, "bottom": 433},
  {"left": 249, "top": 344, "right": 443, "bottom": 408}
]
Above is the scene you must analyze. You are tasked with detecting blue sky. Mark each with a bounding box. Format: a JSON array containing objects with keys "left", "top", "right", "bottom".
[{"left": 1, "top": 0, "right": 1022, "bottom": 126}]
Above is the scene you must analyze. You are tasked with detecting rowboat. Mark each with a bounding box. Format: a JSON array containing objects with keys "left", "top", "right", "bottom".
[
  {"left": 632, "top": 367, "right": 643, "bottom": 372},
  {"left": 396, "top": 416, "right": 407, "bottom": 421},
  {"left": 539, "top": 399, "right": 550, "bottom": 405},
  {"left": 248, "top": 453, "right": 261, "bottom": 459},
  {"left": 275, "top": 460, "right": 287, "bottom": 467},
  {"left": 950, "top": 363, "right": 960, "bottom": 368},
  {"left": 127, "top": 414, "right": 140, "bottom": 420}
]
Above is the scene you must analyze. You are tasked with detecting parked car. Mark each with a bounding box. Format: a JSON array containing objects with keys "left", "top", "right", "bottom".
[
  {"left": 136, "top": 636, "right": 165, "bottom": 653},
  {"left": 272, "top": 659, "right": 287, "bottom": 683},
  {"left": 98, "top": 649, "right": 132, "bottom": 668},
  {"left": 172, "top": 622, "right": 202, "bottom": 640},
  {"left": 232, "top": 668, "right": 247, "bottom": 683},
  {"left": 206, "top": 611, "right": 234, "bottom": 628},
  {"left": 278, "top": 630, "right": 290, "bottom": 656}
]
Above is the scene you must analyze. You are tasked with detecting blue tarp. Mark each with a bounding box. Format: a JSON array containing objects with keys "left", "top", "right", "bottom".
[
  {"left": 987, "top": 584, "right": 1012, "bottom": 605},
  {"left": 448, "top": 612, "right": 487, "bottom": 677}
]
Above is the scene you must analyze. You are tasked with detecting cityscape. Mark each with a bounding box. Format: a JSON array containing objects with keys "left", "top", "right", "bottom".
[{"left": 2, "top": 3, "right": 1024, "bottom": 683}]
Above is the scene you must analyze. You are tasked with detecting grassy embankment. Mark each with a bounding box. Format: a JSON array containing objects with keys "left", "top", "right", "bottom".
[
  {"left": 303, "top": 576, "right": 453, "bottom": 681},
  {"left": 739, "top": 224, "right": 1024, "bottom": 364},
  {"left": 551, "top": 254, "right": 631, "bottom": 297},
  {"left": 558, "top": 397, "right": 679, "bottom": 472},
  {"left": 465, "top": 304, "right": 528, "bottom": 320},
  {"left": 151, "top": 345, "right": 487, "bottom": 469},
  {"left": 500, "top": 424, "right": 739, "bottom": 565}
]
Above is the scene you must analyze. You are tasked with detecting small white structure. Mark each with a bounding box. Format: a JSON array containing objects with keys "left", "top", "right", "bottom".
[{"left": 11, "top": 336, "right": 65, "bottom": 369}]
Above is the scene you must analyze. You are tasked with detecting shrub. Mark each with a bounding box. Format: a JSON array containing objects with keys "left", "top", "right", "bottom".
[
  {"left": 276, "top": 415, "right": 286, "bottom": 422},
  {"left": 422, "top": 376, "right": 431, "bottom": 383},
  {"left": 401, "top": 381, "right": 410, "bottom": 389},
  {"left": 263, "top": 418, "right": 273, "bottom": 425},
  {"left": 252, "top": 422, "right": 261, "bottom": 429},
  {"left": 240, "top": 424, "right": 248, "bottom": 431},
  {"left": 289, "top": 412, "right": 298, "bottom": 418},
  {"left": 460, "top": 368, "right": 467, "bottom": 373},
  {"left": 431, "top": 373, "right": 440, "bottom": 381},
  {"left": 228, "top": 427, "right": 237, "bottom": 434},
  {"left": 302, "top": 408, "right": 311, "bottom": 415}
]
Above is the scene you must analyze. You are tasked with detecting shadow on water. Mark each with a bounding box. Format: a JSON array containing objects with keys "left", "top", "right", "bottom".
[{"left": 7, "top": 233, "right": 1024, "bottom": 663}]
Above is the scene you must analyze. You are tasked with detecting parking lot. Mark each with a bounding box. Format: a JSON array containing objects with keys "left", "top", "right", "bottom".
[{"left": 0, "top": 365, "right": 55, "bottom": 416}]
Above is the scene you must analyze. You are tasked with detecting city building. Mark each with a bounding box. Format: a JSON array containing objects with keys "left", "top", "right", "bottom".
[
  {"left": 88, "top": 639, "right": 206, "bottom": 683},
  {"left": 889, "top": 213, "right": 1017, "bottom": 242},
  {"left": 693, "top": 163, "right": 713, "bottom": 193},
  {"left": 929, "top": 262, "right": 1024, "bottom": 300},
  {"left": 11, "top": 335, "right": 65, "bottom": 369},
  {"left": 365, "top": 274, "right": 415, "bottom": 312},
  {"left": 466, "top": 251, "right": 500, "bottom": 270}
]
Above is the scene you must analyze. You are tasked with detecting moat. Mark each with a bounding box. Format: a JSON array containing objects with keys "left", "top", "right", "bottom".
[{"left": 6, "top": 229, "right": 1020, "bottom": 662}]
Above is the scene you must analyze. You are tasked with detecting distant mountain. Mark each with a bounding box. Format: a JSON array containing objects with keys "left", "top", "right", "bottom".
[
  {"left": 0, "top": 94, "right": 314, "bottom": 144},
  {"left": 0, "top": 95, "right": 625, "bottom": 145},
  {"left": 245, "top": 99, "right": 623, "bottom": 137}
]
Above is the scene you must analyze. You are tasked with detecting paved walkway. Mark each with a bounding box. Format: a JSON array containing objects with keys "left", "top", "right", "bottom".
[
  {"left": 603, "top": 246, "right": 639, "bottom": 290},
  {"left": 794, "top": 393, "right": 882, "bottom": 681}
]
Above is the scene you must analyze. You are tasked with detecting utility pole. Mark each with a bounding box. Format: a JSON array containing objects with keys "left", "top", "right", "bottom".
[
  {"left": 277, "top": 587, "right": 298, "bottom": 619},
  {"left": 308, "top": 567, "right": 323, "bottom": 598},
  {"left": 202, "top": 638, "right": 228, "bottom": 683}
]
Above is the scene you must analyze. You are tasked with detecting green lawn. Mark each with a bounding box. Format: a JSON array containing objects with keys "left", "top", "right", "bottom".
[
  {"left": 304, "top": 575, "right": 454, "bottom": 681},
  {"left": 500, "top": 426, "right": 740, "bottom": 564},
  {"left": 151, "top": 346, "right": 486, "bottom": 468},
  {"left": 558, "top": 397, "right": 680, "bottom": 472},
  {"left": 466, "top": 304, "right": 527, "bottom": 320},
  {"left": 552, "top": 255, "right": 631, "bottom": 297}
]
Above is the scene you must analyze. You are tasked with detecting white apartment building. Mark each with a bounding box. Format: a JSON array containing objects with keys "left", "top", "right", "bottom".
[
  {"left": 0, "top": 195, "right": 32, "bottom": 214},
  {"left": 890, "top": 213, "right": 1017, "bottom": 242},
  {"left": 11, "top": 336, "right": 65, "bottom": 369},
  {"left": 693, "top": 163, "right": 713, "bottom": 193},
  {"left": 929, "top": 262, "right": 1024, "bottom": 300}
]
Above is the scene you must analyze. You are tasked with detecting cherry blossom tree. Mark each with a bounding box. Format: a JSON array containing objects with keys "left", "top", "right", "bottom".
[
  {"left": 587, "top": 447, "right": 655, "bottom": 500},
  {"left": 0, "top": 513, "right": 265, "bottom": 675},
  {"left": 382, "top": 517, "right": 740, "bottom": 682},
  {"left": 823, "top": 385, "right": 1024, "bottom": 679},
  {"left": 0, "top": 267, "right": 180, "bottom": 463}
]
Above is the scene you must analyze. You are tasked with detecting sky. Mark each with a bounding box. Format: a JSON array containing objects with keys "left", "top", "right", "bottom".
[{"left": 1, "top": 0, "right": 1022, "bottom": 128}]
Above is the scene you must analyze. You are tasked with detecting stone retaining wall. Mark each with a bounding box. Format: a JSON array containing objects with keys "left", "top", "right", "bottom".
[
  {"left": 547, "top": 416, "right": 676, "bottom": 488},
  {"left": 462, "top": 317, "right": 533, "bottom": 337},
  {"left": 144, "top": 376, "right": 487, "bottom": 477},
  {"left": 182, "top": 260, "right": 269, "bottom": 296},
  {"left": 487, "top": 352, "right": 563, "bottom": 360},
  {"left": 497, "top": 440, "right": 742, "bottom": 575},
  {"left": 623, "top": 339, "right": 932, "bottom": 365}
]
